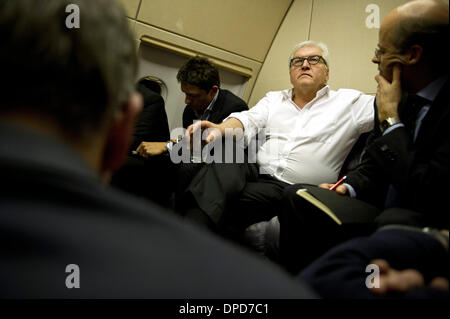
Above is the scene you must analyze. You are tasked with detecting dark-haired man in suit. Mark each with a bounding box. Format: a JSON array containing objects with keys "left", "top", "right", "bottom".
[
  {"left": 135, "top": 56, "right": 248, "bottom": 209},
  {"left": 136, "top": 56, "right": 248, "bottom": 158}
]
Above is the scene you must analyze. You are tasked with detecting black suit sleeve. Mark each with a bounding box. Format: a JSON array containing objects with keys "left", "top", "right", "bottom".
[
  {"left": 231, "top": 101, "right": 248, "bottom": 113},
  {"left": 182, "top": 106, "right": 195, "bottom": 129},
  {"left": 346, "top": 87, "right": 449, "bottom": 227},
  {"left": 208, "top": 89, "right": 248, "bottom": 124}
]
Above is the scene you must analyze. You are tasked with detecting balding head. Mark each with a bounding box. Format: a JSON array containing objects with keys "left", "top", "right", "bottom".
[
  {"left": 398, "top": 0, "right": 448, "bottom": 22},
  {"left": 374, "top": 0, "right": 448, "bottom": 91},
  {"left": 388, "top": 0, "right": 448, "bottom": 62}
]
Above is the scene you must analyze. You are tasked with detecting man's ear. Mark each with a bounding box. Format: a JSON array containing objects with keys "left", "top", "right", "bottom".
[
  {"left": 210, "top": 85, "right": 219, "bottom": 96},
  {"left": 101, "top": 92, "right": 143, "bottom": 174},
  {"left": 403, "top": 44, "right": 423, "bottom": 66}
]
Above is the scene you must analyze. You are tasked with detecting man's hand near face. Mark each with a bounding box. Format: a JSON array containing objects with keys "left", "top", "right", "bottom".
[{"left": 375, "top": 64, "right": 403, "bottom": 123}]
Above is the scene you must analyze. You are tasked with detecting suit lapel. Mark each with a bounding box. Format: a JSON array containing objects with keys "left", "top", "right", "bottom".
[
  {"left": 207, "top": 90, "right": 224, "bottom": 124},
  {"left": 414, "top": 80, "right": 449, "bottom": 147}
]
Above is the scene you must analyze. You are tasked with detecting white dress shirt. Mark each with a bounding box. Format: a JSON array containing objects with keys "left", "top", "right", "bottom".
[{"left": 226, "top": 86, "right": 374, "bottom": 185}]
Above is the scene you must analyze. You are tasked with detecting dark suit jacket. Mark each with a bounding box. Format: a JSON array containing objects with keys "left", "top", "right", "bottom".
[
  {"left": 182, "top": 89, "right": 248, "bottom": 128},
  {"left": 346, "top": 80, "right": 449, "bottom": 229},
  {"left": 131, "top": 83, "right": 170, "bottom": 151},
  {"left": 0, "top": 124, "right": 314, "bottom": 298},
  {"left": 112, "top": 84, "right": 171, "bottom": 206}
]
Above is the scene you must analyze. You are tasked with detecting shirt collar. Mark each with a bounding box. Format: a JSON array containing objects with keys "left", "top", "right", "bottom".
[
  {"left": 286, "top": 85, "right": 330, "bottom": 104},
  {"left": 194, "top": 88, "right": 219, "bottom": 119},
  {"left": 315, "top": 85, "right": 330, "bottom": 99},
  {"left": 206, "top": 88, "right": 219, "bottom": 112},
  {"left": 417, "top": 74, "right": 447, "bottom": 103}
]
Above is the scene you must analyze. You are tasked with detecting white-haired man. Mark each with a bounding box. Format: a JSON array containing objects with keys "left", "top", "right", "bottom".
[{"left": 181, "top": 41, "right": 375, "bottom": 239}]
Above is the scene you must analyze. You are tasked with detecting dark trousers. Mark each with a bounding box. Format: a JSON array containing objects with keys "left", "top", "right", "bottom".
[
  {"left": 111, "top": 154, "right": 175, "bottom": 208},
  {"left": 279, "top": 184, "right": 378, "bottom": 274},
  {"left": 112, "top": 156, "right": 207, "bottom": 211},
  {"left": 180, "top": 162, "right": 289, "bottom": 239},
  {"left": 174, "top": 162, "right": 206, "bottom": 213},
  {"left": 300, "top": 228, "right": 449, "bottom": 299}
]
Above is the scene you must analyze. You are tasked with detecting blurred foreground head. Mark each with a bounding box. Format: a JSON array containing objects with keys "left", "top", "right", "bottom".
[{"left": 0, "top": 0, "right": 141, "bottom": 174}]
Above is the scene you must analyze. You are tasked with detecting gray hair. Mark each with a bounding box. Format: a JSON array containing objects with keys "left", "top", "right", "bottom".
[
  {"left": 0, "top": 0, "right": 136, "bottom": 138},
  {"left": 288, "top": 41, "right": 330, "bottom": 69}
]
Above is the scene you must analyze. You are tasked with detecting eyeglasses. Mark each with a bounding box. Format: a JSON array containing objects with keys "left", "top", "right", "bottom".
[
  {"left": 374, "top": 46, "right": 400, "bottom": 59},
  {"left": 374, "top": 47, "right": 385, "bottom": 59},
  {"left": 290, "top": 55, "right": 327, "bottom": 68}
]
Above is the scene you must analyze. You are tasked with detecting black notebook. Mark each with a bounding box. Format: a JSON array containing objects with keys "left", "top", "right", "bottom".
[{"left": 296, "top": 184, "right": 380, "bottom": 225}]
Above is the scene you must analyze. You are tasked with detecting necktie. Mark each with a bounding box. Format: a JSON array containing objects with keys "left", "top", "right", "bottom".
[{"left": 401, "top": 94, "right": 429, "bottom": 140}]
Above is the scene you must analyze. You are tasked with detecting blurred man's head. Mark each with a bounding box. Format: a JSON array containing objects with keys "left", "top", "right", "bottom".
[
  {"left": 176, "top": 56, "right": 220, "bottom": 113},
  {"left": 0, "top": 0, "right": 141, "bottom": 174},
  {"left": 372, "top": 0, "right": 448, "bottom": 91}
]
